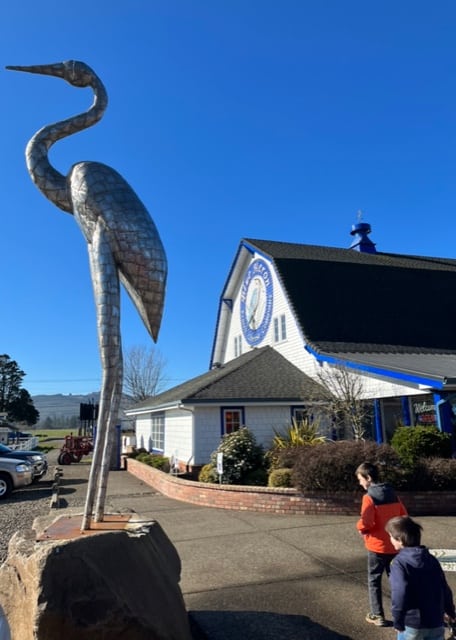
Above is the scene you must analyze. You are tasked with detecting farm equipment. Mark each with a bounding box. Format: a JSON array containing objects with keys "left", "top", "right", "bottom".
[{"left": 58, "top": 434, "right": 94, "bottom": 465}]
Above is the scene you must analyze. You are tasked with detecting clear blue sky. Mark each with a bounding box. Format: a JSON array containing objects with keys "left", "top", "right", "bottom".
[{"left": 1, "top": 1, "right": 456, "bottom": 396}]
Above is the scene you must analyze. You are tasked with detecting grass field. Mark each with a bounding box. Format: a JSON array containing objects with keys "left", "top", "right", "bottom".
[{"left": 35, "top": 429, "right": 82, "bottom": 441}]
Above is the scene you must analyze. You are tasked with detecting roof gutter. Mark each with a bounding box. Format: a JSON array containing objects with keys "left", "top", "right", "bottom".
[{"left": 305, "top": 345, "right": 446, "bottom": 390}]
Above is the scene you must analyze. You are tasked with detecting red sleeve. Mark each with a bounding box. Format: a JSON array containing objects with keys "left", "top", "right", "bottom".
[{"left": 356, "top": 494, "right": 375, "bottom": 534}]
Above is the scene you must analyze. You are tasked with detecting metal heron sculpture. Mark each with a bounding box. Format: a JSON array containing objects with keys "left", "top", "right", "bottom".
[{"left": 7, "top": 60, "right": 167, "bottom": 530}]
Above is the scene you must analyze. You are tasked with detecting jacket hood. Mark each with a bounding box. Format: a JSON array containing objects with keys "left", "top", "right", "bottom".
[
  {"left": 396, "top": 546, "right": 432, "bottom": 570},
  {"left": 367, "top": 482, "right": 398, "bottom": 505}
]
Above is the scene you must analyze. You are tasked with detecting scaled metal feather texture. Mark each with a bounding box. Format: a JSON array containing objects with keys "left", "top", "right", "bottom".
[{"left": 7, "top": 61, "right": 167, "bottom": 529}]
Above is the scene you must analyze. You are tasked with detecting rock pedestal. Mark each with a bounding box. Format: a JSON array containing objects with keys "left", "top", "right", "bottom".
[{"left": 0, "top": 513, "right": 192, "bottom": 640}]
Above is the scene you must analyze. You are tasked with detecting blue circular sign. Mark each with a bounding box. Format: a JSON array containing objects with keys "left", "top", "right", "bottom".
[{"left": 240, "top": 258, "right": 273, "bottom": 346}]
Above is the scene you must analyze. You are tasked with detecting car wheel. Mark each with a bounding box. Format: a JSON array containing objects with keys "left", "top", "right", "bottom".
[{"left": 0, "top": 473, "right": 12, "bottom": 499}]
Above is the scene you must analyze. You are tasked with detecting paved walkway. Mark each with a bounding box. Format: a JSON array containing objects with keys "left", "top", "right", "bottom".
[{"left": 50, "top": 451, "right": 456, "bottom": 640}]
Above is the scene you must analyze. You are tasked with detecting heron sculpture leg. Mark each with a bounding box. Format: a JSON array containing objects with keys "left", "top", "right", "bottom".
[{"left": 81, "top": 223, "right": 123, "bottom": 529}]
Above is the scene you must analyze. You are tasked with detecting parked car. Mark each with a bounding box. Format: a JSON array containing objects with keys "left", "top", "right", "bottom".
[
  {"left": 0, "top": 443, "right": 48, "bottom": 482},
  {"left": 0, "top": 457, "right": 33, "bottom": 498}
]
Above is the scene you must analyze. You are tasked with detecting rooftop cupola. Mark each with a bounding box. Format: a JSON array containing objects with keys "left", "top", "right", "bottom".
[{"left": 349, "top": 214, "right": 377, "bottom": 253}]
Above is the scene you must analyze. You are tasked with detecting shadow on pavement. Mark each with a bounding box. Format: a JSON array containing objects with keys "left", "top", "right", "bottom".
[{"left": 188, "top": 610, "right": 352, "bottom": 640}]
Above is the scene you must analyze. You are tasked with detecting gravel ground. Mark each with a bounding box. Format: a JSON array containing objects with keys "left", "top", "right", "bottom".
[
  {"left": 0, "top": 480, "right": 54, "bottom": 564},
  {"left": 0, "top": 441, "right": 63, "bottom": 565}
]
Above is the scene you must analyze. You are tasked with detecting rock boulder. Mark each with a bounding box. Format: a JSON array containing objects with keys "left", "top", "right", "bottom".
[{"left": 0, "top": 515, "right": 192, "bottom": 640}]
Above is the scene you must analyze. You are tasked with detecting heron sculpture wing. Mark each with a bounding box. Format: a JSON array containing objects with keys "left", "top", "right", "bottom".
[{"left": 70, "top": 161, "right": 167, "bottom": 341}]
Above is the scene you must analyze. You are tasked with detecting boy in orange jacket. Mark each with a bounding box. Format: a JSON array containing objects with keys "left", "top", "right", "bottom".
[{"left": 356, "top": 462, "right": 408, "bottom": 627}]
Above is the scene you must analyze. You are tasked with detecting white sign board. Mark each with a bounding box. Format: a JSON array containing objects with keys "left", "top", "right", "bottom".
[
  {"left": 216, "top": 452, "right": 223, "bottom": 475},
  {"left": 430, "top": 549, "right": 456, "bottom": 572}
]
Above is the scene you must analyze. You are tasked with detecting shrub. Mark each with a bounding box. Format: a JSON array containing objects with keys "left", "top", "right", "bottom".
[
  {"left": 293, "top": 440, "right": 403, "bottom": 492},
  {"left": 134, "top": 451, "right": 170, "bottom": 472},
  {"left": 391, "top": 426, "right": 452, "bottom": 466},
  {"left": 126, "top": 447, "right": 148, "bottom": 459},
  {"left": 267, "top": 446, "right": 301, "bottom": 471},
  {"left": 402, "top": 457, "right": 456, "bottom": 491},
  {"left": 268, "top": 468, "right": 293, "bottom": 488},
  {"left": 267, "top": 418, "right": 326, "bottom": 470},
  {"left": 210, "top": 427, "right": 265, "bottom": 484},
  {"left": 198, "top": 463, "right": 218, "bottom": 483},
  {"left": 243, "top": 468, "right": 268, "bottom": 486},
  {"left": 272, "top": 418, "right": 327, "bottom": 448}
]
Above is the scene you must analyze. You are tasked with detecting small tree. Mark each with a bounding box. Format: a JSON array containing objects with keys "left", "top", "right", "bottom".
[
  {"left": 123, "top": 345, "right": 167, "bottom": 402},
  {"left": 310, "top": 364, "right": 372, "bottom": 440}
]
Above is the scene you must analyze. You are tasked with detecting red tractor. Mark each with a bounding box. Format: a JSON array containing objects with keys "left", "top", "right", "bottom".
[{"left": 58, "top": 434, "right": 94, "bottom": 465}]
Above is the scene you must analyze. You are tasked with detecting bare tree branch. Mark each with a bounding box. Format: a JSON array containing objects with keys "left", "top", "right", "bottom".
[
  {"left": 309, "top": 364, "right": 372, "bottom": 440},
  {"left": 123, "top": 345, "right": 167, "bottom": 402}
]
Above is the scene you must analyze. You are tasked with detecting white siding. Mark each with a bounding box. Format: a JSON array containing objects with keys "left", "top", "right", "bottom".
[
  {"left": 135, "top": 416, "right": 153, "bottom": 451},
  {"left": 243, "top": 405, "right": 296, "bottom": 449},
  {"left": 222, "top": 251, "right": 429, "bottom": 403},
  {"left": 193, "top": 407, "right": 222, "bottom": 465},
  {"left": 193, "top": 404, "right": 303, "bottom": 465},
  {"left": 164, "top": 409, "right": 193, "bottom": 464}
]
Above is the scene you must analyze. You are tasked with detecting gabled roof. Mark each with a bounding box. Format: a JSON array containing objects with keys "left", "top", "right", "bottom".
[
  {"left": 240, "top": 238, "right": 456, "bottom": 387},
  {"left": 127, "top": 346, "right": 325, "bottom": 413}
]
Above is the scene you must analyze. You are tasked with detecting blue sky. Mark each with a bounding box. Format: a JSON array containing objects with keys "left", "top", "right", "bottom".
[{"left": 1, "top": 1, "right": 456, "bottom": 396}]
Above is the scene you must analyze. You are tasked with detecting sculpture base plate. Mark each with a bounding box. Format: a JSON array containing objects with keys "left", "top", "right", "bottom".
[{"left": 36, "top": 514, "right": 132, "bottom": 541}]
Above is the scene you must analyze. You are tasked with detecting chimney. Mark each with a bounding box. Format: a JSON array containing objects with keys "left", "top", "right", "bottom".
[{"left": 349, "top": 220, "right": 377, "bottom": 253}]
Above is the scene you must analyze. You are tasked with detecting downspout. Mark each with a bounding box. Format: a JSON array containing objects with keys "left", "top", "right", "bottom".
[
  {"left": 401, "top": 397, "right": 412, "bottom": 426},
  {"left": 373, "top": 399, "right": 383, "bottom": 443},
  {"left": 433, "top": 392, "right": 453, "bottom": 434},
  {"left": 178, "top": 404, "right": 195, "bottom": 472}
]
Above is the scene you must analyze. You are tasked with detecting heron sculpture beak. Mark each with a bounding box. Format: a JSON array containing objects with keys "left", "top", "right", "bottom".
[{"left": 6, "top": 63, "right": 66, "bottom": 79}]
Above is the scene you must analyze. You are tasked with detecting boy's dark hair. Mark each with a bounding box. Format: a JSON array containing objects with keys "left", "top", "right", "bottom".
[
  {"left": 386, "top": 516, "right": 422, "bottom": 547},
  {"left": 355, "top": 462, "right": 379, "bottom": 482}
]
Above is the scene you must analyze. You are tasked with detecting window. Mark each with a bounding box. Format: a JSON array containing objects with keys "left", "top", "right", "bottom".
[
  {"left": 273, "top": 314, "right": 287, "bottom": 342},
  {"left": 234, "top": 335, "right": 242, "bottom": 357},
  {"left": 221, "top": 407, "right": 244, "bottom": 435},
  {"left": 281, "top": 314, "right": 287, "bottom": 340},
  {"left": 292, "top": 406, "right": 307, "bottom": 422},
  {"left": 149, "top": 413, "right": 164, "bottom": 451},
  {"left": 274, "top": 318, "right": 279, "bottom": 342}
]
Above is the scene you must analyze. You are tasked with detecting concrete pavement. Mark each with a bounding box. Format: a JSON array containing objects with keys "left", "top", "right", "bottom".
[{"left": 49, "top": 450, "right": 456, "bottom": 640}]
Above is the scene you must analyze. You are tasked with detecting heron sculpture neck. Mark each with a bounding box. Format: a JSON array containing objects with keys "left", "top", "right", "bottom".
[{"left": 7, "top": 62, "right": 108, "bottom": 214}]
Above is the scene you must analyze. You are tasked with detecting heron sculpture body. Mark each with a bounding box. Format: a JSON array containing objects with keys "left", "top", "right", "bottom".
[{"left": 7, "top": 61, "right": 167, "bottom": 530}]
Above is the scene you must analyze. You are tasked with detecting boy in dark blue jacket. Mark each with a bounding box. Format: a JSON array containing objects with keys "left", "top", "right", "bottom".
[{"left": 386, "top": 516, "right": 455, "bottom": 640}]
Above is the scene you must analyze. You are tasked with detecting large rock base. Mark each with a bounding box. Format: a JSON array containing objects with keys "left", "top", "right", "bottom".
[{"left": 0, "top": 513, "right": 192, "bottom": 640}]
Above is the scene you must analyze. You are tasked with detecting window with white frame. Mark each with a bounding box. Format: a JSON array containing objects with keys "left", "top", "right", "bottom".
[
  {"left": 273, "top": 314, "right": 287, "bottom": 342},
  {"left": 150, "top": 413, "right": 165, "bottom": 451},
  {"left": 222, "top": 407, "right": 244, "bottom": 435},
  {"left": 234, "top": 334, "right": 242, "bottom": 357}
]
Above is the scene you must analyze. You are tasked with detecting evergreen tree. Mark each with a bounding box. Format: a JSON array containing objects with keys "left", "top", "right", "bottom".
[
  {"left": 7, "top": 389, "right": 40, "bottom": 426},
  {"left": 0, "top": 354, "right": 39, "bottom": 425}
]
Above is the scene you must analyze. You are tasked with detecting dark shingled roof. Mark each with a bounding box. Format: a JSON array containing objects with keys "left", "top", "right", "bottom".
[
  {"left": 242, "top": 238, "right": 456, "bottom": 385},
  {"left": 128, "top": 346, "right": 324, "bottom": 411},
  {"left": 245, "top": 238, "right": 456, "bottom": 353}
]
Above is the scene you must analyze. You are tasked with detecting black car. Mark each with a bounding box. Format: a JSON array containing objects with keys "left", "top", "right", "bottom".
[{"left": 0, "top": 443, "right": 48, "bottom": 482}]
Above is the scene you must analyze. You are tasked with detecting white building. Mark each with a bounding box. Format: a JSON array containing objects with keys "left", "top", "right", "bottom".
[{"left": 127, "top": 223, "right": 456, "bottom": 472}]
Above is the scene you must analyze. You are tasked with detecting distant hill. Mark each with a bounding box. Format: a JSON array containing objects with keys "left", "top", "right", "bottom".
[{"left": 32, "top": 393, "right": 135, "bottom": 428}]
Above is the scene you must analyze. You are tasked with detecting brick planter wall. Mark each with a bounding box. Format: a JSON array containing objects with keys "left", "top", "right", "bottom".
[{"left": 126, "top": 458, "right": 456, "bottom": 516}]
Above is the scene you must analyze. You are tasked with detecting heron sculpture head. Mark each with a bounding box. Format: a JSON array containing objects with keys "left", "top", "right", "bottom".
[{"left": 7, "top": 60, "right": 96, "bottom": 88}]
